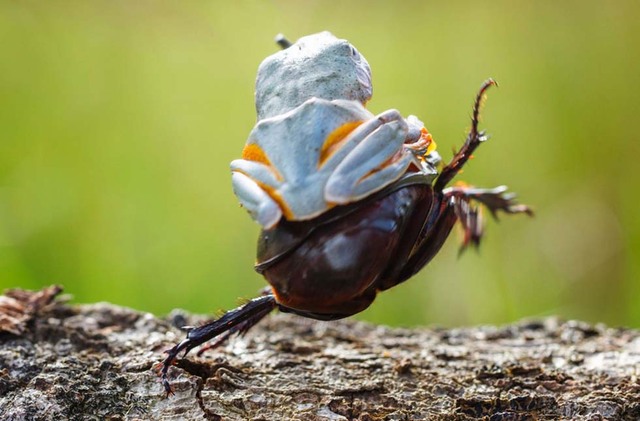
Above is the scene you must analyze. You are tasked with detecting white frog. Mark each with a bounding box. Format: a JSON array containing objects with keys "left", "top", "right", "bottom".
[{"left": 231, "top": 32, "right": 438, "bottom": 228}]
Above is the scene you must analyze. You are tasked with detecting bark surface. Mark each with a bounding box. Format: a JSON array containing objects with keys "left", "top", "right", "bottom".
[{"left": 1, "top": 286, "right": 639, "bottom": 420}]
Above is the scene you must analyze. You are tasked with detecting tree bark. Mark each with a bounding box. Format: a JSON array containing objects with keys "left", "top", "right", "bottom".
[{"left": 1, "top": 286, "right": 639, "bottom": 420}]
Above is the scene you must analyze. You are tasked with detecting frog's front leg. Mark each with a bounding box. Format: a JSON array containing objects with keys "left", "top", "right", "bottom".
[
  {"left": 324, "top": 110, "right": 417, "bottom": 204},
  {"left": 231, "top": 160, "right": 283, "bottom": 228}
]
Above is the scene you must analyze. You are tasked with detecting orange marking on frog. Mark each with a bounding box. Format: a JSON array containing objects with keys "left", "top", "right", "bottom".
[{"left": 318, "top": 121, "right": 363, "bottom": 167}]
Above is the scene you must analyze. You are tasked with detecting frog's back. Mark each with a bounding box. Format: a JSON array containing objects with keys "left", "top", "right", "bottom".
[{"left": 255, "top": 32, "right": 372, "bottom": 120}]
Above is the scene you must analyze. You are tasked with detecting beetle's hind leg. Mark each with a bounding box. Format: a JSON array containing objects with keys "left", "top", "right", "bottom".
[
  {"left": 434, "top": 79, "right": 497, "bottom": 193},
  {"left": 160, "top": 294, "right": 277, "bottom": 396}
]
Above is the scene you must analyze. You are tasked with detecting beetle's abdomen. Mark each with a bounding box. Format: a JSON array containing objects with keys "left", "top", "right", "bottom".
[{"left": 260, "top": 184, "right": 434, "bottom": 319}]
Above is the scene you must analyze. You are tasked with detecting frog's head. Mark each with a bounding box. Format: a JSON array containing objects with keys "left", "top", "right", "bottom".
[{"left": 255, "top": 32, "right": 372, "bottom": 120}]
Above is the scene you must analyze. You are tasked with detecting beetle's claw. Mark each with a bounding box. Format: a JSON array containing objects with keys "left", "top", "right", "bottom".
[
  {"left": 477, "top": 189, "right": 533, "bottom": 219},
  {"left": 159, "top": 338, "right": 193, "bottom": 397},
  {"left": 162, "top": 378, "right": 175, "bottom": 397},
  {"left": 471, "top": 80, "right": 498, "bottom": 137}
]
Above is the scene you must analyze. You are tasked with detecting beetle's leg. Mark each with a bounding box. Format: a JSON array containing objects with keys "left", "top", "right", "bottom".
[
  {"left": 195, "top": 287, "right": 274, "bottom": 356},
  {"left": 160, "top": 294, "right": 277, "bottom": 396},
  {"left": 443, "top": 184, "right": 532, "bottom": 252},
  {"left": 444, "top": 184, "right": 533, "bottom": 218},
  {"left": 399, "top": 184, "right": 531, "bottom": 280},
  {"left": 434, "top": 79, "right": 497, "bottom": 193},
  {"left": 325, "top": 112, "right": 414, "bottom": 203},
  {"left": 195, "top": 309, "right": 268, "bottom": 357},
  {"left": 397, "top": 183, "right": 530, "bottom": 280}
]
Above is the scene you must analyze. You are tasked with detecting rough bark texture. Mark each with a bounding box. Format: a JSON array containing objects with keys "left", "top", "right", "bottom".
[{"left": 1, "top": 286, "right": 640, "bottom": 420}]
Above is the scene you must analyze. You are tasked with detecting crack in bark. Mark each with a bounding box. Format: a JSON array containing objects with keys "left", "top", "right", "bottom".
[
  {"left": 195, "top": 377, "right": 221, "bottom": 421},
  {"left": 174, "top": 359, "right": 244, "bottom": 419}
]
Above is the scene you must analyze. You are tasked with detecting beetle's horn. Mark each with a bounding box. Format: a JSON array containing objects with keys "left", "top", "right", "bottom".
[{"left": 275, "top": 33, "right": 292, "bottom": 49}]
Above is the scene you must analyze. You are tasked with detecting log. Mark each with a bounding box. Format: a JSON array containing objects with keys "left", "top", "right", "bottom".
[{"left": 1, "top": 286, "right": 639, "bottom": 420}]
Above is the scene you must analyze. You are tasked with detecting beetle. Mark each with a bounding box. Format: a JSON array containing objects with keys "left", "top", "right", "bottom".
[{"left": 160, "top": 32, "right": 531, "bottom": 394}]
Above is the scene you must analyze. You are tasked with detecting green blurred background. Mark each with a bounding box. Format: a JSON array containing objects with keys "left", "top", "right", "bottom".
[{"left": 1, "top": 1, "right": 639, "bottom": 328}]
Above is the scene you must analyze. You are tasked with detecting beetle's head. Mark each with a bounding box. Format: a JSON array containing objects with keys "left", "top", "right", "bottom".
[{"left": 255, "top": 32, "right": 372, "bottom": 120}]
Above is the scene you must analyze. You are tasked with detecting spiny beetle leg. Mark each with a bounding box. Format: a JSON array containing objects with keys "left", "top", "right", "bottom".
[
  {"left": 434, "top": 79, "right": 497, "bottom": 193},
  {"left": 160, "top": 294, "right": 277, "bottom": 396},
  {"left": 443, "top": 185, "right": 533, "bottom": 219},
  {"left": 194, "top": 330, "right": 234, "bottom": 357},
  {"left": 443, "top": 185, "right": 533, "bottom": 253},
  {"left": 195, "top": 307, "right": 273, "bottom": 357}
]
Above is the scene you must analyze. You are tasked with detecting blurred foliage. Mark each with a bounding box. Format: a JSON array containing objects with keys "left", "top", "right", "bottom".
[{"left": 1, "top": 1, "right": 639, "bottom": 327}]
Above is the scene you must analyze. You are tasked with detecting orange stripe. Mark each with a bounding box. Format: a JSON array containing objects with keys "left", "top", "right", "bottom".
[
  {"left": 260, "top": 183, "right": 294, "bottom": 221},
  {"left": 242, "top": 143, "right": 271, "bottom": 165},
  {"left": 358, "top": 150, "right": 403, "bottom": 182},
  {"left": 234, "top": 169, "right": 293, "bottom": 220},
  {"left": 241, "top": 143, "right": 283, "bottom": 181},
  {"left": 318, "top": 121, "right": 363, "bottom": 167}
]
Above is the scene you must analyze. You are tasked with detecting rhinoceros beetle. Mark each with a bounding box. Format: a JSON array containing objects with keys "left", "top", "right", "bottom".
[{"left": 160, "top": 32, "right": 531, "bottom": 394}]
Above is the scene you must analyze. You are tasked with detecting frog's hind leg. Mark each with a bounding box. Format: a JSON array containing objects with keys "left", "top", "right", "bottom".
[{"left": 324, "top": 111, "right": 414, "bottom": 204}]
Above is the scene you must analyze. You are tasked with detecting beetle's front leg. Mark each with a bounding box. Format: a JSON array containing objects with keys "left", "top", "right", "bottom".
[
  {"left": 160, "top": 294, "right": 277, "bottom": 396},
  {"left": 434, "top": 79, "right": 497, "bottom": 193}
]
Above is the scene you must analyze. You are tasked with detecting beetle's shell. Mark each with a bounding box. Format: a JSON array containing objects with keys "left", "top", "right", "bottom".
[
  {"left": 257, "top": 179, "right": 439, "bottom": 319},
  {"left": 255, "top": 32, "right": 372, "bottom": 120}
]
